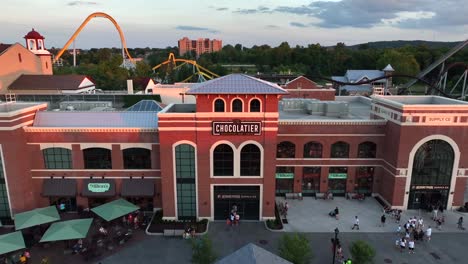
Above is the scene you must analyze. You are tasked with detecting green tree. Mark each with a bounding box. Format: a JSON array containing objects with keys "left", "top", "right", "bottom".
[
  {"left": 349, "top": 240, "right": 375, "bottom": 264},
  {"left": 278, "top": 233, "right": 312, "bottom": 264},
  {"left": 192, "top": 236, "right": 217, "bottom": 264},
  {"left": 377, "top": 49, "right": 420, "bottom": 84}
]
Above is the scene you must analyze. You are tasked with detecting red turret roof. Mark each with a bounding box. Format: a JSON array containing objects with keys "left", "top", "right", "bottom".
[{"left": 24, "top": 29, "right": 44, "bottom": 39}]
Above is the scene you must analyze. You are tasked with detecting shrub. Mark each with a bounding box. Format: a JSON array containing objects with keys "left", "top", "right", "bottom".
[
  {"left": 278, "top": 233, "right": 312, "bottom": 264},
  {"left": 192, "top": 235, "right": 217, "bottom": 264},
  {"left": 350, "top": 240, "right": 375, "bottom": 264}
]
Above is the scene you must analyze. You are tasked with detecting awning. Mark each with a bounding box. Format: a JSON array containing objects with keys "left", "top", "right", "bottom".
[
  {"left": 121, "top": 179, "right": 154, "bottom": 197},
  {"left": 91, "top": 199, "right": 139, "bottom": 222},
  {"left": 0, "top": 231, "right": 26, "bottom": 255},
  {"left": 42, "top": 179, "right": 77, "bottom": 197},
  {"left": 14, "top": 206, "right": 60, "bottom": 230},
  {"left": 81, "top": 179, "right": 116, "bottom": 197},
  {"left": 40, "top": 218, "right": 93, "bottom": 242}
]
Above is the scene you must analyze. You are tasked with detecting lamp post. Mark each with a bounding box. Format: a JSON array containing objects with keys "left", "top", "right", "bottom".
[{"left": 332, "top": 228, "right": 339, "bottom": 264}]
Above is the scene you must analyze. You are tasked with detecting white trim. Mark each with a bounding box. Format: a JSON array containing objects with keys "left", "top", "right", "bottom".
[
  {"left": 404, "top": 135, "right": 460, "bottom": 210},
  {"left": 0, "top": 145, "right": 13, "bottom": 219},
  {"left": 210, "top": 141, "right": 237, "bottom": 178},
  {"left": 24, "top": 127, "right": 158, "bottom": 132},
  {"left": 247, "top": 98, "right": 262, "bottom": 113},
  {"left": 31, "top": 176, "right": 161, "bottom": 179},
  {"left": 80, "top": 144, "right": 112, "bottom": 150},
  {"left": 31, "top": 169, "right": 161, "bottom": 172},
  {"left": 212, "top": 97, "right": 227, "bottom": 112},
  {"left": 230, "top": 97, "right": 244, "bottom": 112},
  {"left": 210, "top": 184, "right": 263, "bottom": 221},
  {"left": 0, "top": 103, "right": 47, "bottom": 118},
  {"left": 278, "top": 120, "right": 387, "bottom": 125},
  {"left": 172, "top": 140, "right": 198, "bottom": 220},
  {"left": 159, "top": 112, "right": 279, "bottom": 118},
  {"left": 276, "top": 164, "right": 396, "bottom": 177},
  {"left": 0, "top": 120, "right": 33, "bottom": 130},
  {"left": 120, "top": 143, "right": 153, "bottom": 150},
  {"left": 0, "top": 113, "right": 35, "bottom": 123},
  {"left": 39, "top": 144, "right": 72, "bottom": 150},
  {"left": 278, "top": 134, "right": 386, "bottom": 137},
  {"left": 28, "top": 142, "right": 159, "bottom": 145}
]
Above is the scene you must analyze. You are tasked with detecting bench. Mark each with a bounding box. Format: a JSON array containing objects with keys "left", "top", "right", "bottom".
[
  {"left": 285, "top": 193, "right": 302, "bottom": 200},
  {"left": 315, "top": 192, "right": 333, "bottom": 200},
  {"left": 163, "top": 229, "right": 185, "bottom": 237}
]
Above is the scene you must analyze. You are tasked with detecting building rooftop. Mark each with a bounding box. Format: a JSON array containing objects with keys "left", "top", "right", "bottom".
[
  {"left": 187, "top": 74, "right": 288, "bottom": 94},
  {"left": 279, "top": 96, "right": 374, "bottom": 121},
  {"left": 373, "top": 95, "right": 468, "bottom": 109},
  {"left": 0, "top": 102, "right": 46, "bottom": 114},
  {"left": 9, "top": 75, "right": 94, "bottom": 91},
  {"left": 33, "top": 111, "right": 158, "bottom": 128}
]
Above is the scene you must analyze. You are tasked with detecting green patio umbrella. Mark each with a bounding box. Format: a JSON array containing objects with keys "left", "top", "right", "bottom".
[
  {"left": 14, "top": 206, "right": 60, "bottom": 230},
  {"left": 40, "top": 218, "right": 93, "bottom": 242},
  {"left": 0, "top": 231, "right": 26, "bottom": 255},
  {"left": 91, "top": 198, "right": 139, "bottom": 222}
]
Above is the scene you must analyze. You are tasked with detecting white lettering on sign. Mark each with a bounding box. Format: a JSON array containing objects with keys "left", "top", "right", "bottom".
[
  {"left": 212, "top": 121, "right": 262, "bottom": 135},
  {"left": 426, "top": 116, "right": 453, "bottom": 124}
]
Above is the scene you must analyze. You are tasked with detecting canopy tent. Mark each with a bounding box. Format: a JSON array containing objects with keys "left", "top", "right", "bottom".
[
  {"left": 91, "top": 198, "right": 139, "bottom": 222},
  {"left": 40, "top": 218, "right": 93, "bottom": 243},
  {"left": 0, "top": 231, "right": 26, "bottom": 255},
  {"left": 14, "top": 206, "right": 60, "bottom": 230}
]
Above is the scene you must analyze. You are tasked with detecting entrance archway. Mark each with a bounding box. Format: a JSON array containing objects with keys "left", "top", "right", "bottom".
[{"left": 405, "top": 135, "right": 460, "bottom": 209}]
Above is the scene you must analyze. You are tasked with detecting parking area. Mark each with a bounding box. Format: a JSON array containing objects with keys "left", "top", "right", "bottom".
[{"left": 276, "top": 196, "right": 467, "bottom": 233}]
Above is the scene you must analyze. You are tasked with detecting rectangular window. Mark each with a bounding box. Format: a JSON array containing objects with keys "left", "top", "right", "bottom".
[
  {"left": 43, "top": 148, "right": 72, "bottom": 169},
  {"left": 175, "top": 144, "right": 196, "bottom": 220},
  {"left": 0, "top": 145, "right": 12, "bottom": 223}
]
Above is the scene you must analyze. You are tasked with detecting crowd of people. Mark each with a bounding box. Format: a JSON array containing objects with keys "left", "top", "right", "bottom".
[{"left": 226, "top": 204, "right": 241, "bottom": 226}]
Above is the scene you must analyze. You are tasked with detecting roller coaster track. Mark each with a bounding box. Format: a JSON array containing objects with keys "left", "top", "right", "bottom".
[
  {"left": 52, "top": 12, "right": 133, "bottom": 64},
  {"left": 152, "top": 52, "right": 219, "bottom": 82},
  {"left": 401, "top": 39, "right": 468, "bottom": 92}
]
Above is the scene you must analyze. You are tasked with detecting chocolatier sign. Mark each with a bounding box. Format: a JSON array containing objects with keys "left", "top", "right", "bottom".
[{"left": 212, "top": 120, "right": 261, "bottom": 136}]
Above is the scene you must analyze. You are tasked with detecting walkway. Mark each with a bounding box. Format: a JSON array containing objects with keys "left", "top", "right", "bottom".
[{"left": 277, "top": 196, "right": 466, "bottom": 233}]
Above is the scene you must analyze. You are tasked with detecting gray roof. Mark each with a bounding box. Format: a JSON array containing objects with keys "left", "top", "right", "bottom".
[
  {"left": 126, "top": 100, "right": 163, "bottom": 112},
  {"left": 345, "top": 70, "right": 385, "bottom": 83},
  {"left": 382, "top": 64, "right": 395, "bottom": 72},
  {"left": 33, "top": 111, "right": 158, "bottom": 128},
  {"left": 331, "top": 76, "right": 348, "bottom": 83},
  {"left": 216, "top": 243, "right": 292, "bottom": 264},
  {"left": 341, "top": 85, "right": 373, "bottom": 92},
  {"left": 187, "top": 74, "right": 288, "bottom": 94}
]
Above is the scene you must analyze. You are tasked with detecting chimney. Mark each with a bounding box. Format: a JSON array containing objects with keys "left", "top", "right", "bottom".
[{"left": 127, "top": 79, "right": 134, "bottom": 94}]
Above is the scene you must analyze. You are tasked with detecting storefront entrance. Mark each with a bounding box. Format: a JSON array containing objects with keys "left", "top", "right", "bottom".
[
  {"left": 328, "top": 167, "right": 347, "bottom": 196},
  {"left": 214, "top": 186, "right": 260, "bottom": 220},
  {"left": 408, "top": 139, "right": 454, "bottom": 210}
]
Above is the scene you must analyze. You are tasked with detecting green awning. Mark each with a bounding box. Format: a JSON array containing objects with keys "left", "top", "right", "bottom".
[
  {"left": 14, "top": 206, "right": 60, "bottom": 230},
  {"left": 91, "top": 198, "right": 139, "bottom": 222},
  {"left": 0, "top": 231, "right": 26, "bottom": 255},
  {"left": 40, "top": 218, "right": 93, "bottom": 242}
]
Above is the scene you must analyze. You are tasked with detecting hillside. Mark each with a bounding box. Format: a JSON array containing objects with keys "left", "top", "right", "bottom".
[{"left": 347, "top": 40, "right": 462, "bottom": 50}]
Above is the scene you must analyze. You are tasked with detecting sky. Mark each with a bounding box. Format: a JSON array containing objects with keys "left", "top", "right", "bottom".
[{"left": 1, "top": 0, "right": 467, "bottom": 49}]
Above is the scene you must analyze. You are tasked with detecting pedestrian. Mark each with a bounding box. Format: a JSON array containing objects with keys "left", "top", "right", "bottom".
[
  {"left": 381, "top": 214, "right": 386, "bottom": 227},
  {"left": 426, "top": 226, "right": 432, "bottom": 241},
  {"left": 127, "top": 214, "right": 133, "bottom": 226},
  {"left": 229, "top": 212, "right": 235, "bottom": 226},
  {"left": 336, "top": 244, "right": 344, "bottom": 262},
  {"left": 19, "top": 255, "right": 27, "bottom": 264},
  {"left": 396, "top": 224, "right": 401, "bottom": 234},
  {"left": 399, "top": 238, "right": 406, "bottom": 253},
  {"left": 235, "top": 213, "right": 240, "bottom": 226},
  {"left": 133, "top": 214, "right": 139, "bottom": 229},
  {"left": 408, "top": 239, "right": 415, "bottom": 254},
  {"left": 457, "top": 217, "right": 464, "bottom": 230},
  {"left": 334, "top": 207, "right": 339, "bottom": 220},
  {"left": 351, "top": 216, "right": 360, "bottom": 230},
  {"left": 432, "top": 206, "right": 438, "bottom": 220},
  {"left": 40, "top": 257, "right": 49, "bottom": 264},
  {"left": 418, "top": 217, "right": 424, "bottom": 228}
]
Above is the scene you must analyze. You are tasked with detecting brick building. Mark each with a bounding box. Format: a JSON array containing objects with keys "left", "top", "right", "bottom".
[
  {"left": 178, "top": 37, "right": 222, "bottom": 57},
  {"left": 0, "top": 74, "right": 467, "bottom": 224}
]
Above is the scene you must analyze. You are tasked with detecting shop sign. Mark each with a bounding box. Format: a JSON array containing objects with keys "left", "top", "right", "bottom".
[
  {"left": 411, "top": 185, "right": 449, "bottom": 190},
  {"left": 87, "top": 183, "right": 111, "bottom": 193},
  {"left": 426, "top": 116, "right": 453, "bottom": 124},
  {"left": 212, "top": 120, "right": 261, "bottom": 136},
  {"left": 216, "top": 194, "right": 258, "bottom": 199},
  {"left": 275, "top": 173, "right": 295, "bottom": 179},
  {"left": 328, "top": 173, "right": 348, "bottom": 179}
]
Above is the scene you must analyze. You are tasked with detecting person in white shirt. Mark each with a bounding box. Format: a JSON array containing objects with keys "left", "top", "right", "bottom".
[
  {"left": 408, "top": 239, "right": 415, "bottom": 253},
  {"left": 399, "top": 238, "right": 406, "bottom": 253},
  {"left": 426, "top": 226, "right": 432, "bottom": 241},
  {"left": 418, "top": 218, "right": 424, "bottom": 228},
  {"left": 352, "top": 216, "right": 360, "bottom": 230}
]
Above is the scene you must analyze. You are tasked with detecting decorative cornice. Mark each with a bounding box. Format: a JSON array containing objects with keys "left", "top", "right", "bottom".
[
  {"left": 278, "top": 120, "right": 387, "bottom": 125},
  {"left": 23, "top": 127, "right": 158, "bottom": 132}
]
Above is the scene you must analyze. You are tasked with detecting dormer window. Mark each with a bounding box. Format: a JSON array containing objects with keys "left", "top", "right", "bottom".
[
  {"left": 232, "top": 99, "right": 243, "bottom": 112},
  {"left": 214, "top": 98, "right": 225, "bottom": 112}
]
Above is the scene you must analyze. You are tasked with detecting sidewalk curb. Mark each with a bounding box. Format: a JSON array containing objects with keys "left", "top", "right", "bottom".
[
  {"left": 145, "top": 213, "right": 211, "bottom": 236},
  {"left": 264, "top": 220, "right": 285, "bottom": 232}
]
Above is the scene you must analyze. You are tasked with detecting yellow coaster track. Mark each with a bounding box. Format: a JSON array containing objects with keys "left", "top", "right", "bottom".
[{"left": 152, "top": 53, "right": 219, "bottom": 82}]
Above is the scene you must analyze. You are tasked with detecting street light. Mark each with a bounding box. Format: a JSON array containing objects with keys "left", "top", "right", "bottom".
[{"left": 332, "top": 228, "right": 339, "bottom": 264}]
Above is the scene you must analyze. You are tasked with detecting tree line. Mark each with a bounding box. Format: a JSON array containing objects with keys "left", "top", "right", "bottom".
[{"left": 52, "top": 42, "right": 467, "bottom": 90}]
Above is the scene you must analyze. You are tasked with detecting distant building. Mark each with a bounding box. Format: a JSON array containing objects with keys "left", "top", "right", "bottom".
[
  {"left": 8, "top": 74, "right": 95, "bottom": 94},
  {"left": 332, "top": 64, "right": 394, "bottom": 95},
  {"left": 178, "top": 37, "right": 222, "bottom": 57},
  {"left": 282, "top": 76, "right": 335, "bottom": 101},
  {"left": 0, "top": 29, "right": 53, "bottom": 93}
]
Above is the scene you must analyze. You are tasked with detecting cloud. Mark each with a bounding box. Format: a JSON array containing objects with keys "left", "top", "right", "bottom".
[
  {"left": 265, "top": 25, "right": 280, "bottom": 29},
  {"left": 290, "top": 22, "right": 308, "bottom": 28},
  {"left": 67, "top": 1, "right": 97, "bottom": 6},
  {"left": 216, "top": 7, "right": 228, "bottom": 11},
  {"left": 234, "top": 1, "right": 468, "bottom": 29},
  {"left": 175, "top": 25, "right": 219, "bottom": 33}
]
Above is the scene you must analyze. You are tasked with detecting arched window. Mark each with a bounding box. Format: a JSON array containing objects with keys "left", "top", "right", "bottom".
[
  {"left": 304, "top": 142, "right": 322, "bottom": 158},
  {"left": 250, "top": 99, "right": 261, "bottom": 112},
  {"left": 277, "top": 141, "right": 295, "bottom": 158},
  {"left": 28, "top": 40, "right": 34, "bottom": 50},
  {"left": 175, "top": 144, "right": 196, "bottom": 220},
  {"left": 240, "top": 144, "right": 261, "bottom": 176},
  {"left": 331, "top": 141, "right": 349, "bottom": 158},
  {"left": 123, "top": 148, "right": 151, "bottom": 169},
  {"left": 83, "top": 148, "right": 112, "bottom": 169},
  {"left": 358, "top": 142, "right": 377, "bottom": 158},
  {"left": 213, "top": 144, "right": 234, "bottom": 176},
  {"left": 43, "top": 148, "right": 72, "bottom": 169},
  {"left": 232, "top": 99, "right": 243, "bottom": 112},
  {"left": 214, "top": 99, "right": 225, "bottom": 112}
]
